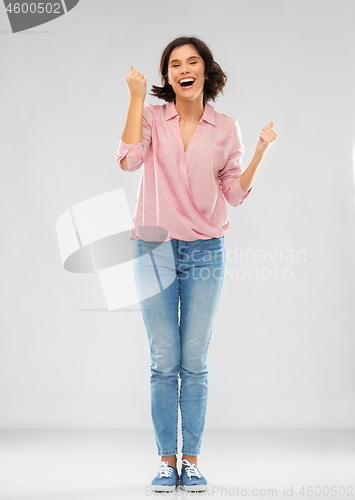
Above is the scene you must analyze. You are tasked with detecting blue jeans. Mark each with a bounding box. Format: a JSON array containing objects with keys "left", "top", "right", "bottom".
[{"left": 132, "top": 236, "right": 226, "bottom": 456}]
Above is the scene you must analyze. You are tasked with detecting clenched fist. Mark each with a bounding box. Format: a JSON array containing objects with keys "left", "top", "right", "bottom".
[
  {"left": 126, "top": 66, "right": 147, "bottom": 100},
  {"left": 255, "top": 122, "right": 277, "bottom": 156}
]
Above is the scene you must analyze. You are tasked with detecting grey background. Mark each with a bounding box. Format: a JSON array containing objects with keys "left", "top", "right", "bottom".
[{"left": 0, "top": 0, "right": 355, "bottom": 430}]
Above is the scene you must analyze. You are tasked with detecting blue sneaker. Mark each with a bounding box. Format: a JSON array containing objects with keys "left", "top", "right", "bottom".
[
  {"left": 180, "top": 459, "right": 208, "bottom": 492},
  {"left": 151, "top": 461, "right": 179, "bottom": 492}
]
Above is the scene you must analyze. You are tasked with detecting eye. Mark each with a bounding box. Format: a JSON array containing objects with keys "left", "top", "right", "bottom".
[
  {"left": 190, "top": 61, "right": 197, "bottom": 65},
  {"left": 173, "top": 64, "right": 179, "bottom": 67}
]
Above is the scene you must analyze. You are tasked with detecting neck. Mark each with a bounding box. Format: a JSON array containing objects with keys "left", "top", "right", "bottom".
[{"left": 174, "top": 95, "right": 205, "bottom": 123}]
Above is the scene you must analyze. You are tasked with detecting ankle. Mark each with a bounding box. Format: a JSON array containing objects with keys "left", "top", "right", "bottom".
[
  {"left": 161, "top": 455, "right": 177, "bottom": 468},
  {"left": 182, "top": 454, "right": 197, "bottom": 467}
]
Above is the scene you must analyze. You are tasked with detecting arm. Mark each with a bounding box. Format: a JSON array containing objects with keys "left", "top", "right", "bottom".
[
  {"left": 117, "top": 66, "right": 147, "bottom": 171},
  {"left": 120, "top": 96, "right": 145, "bottom": 171},
  {"left": 239, "top": 122, "right": 277, "bottom": 193},
  {"left": 239, "top": 151, "right": 264, "bottom": 193},
  {"left": 219, "top": 119, "right": 252, "bottom": 207}
]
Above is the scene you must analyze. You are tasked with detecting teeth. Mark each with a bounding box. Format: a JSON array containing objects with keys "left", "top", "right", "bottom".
[{"left": 179, "top": 78, "right": 195, "bottom": 84}]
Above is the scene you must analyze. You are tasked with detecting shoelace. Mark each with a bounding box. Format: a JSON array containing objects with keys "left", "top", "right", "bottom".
[
  {"left": 156, "top": 461, "right": 173, "bottom": 478},
  {"left": 181, "top": 459, "right": 202, "bottom": 479}
]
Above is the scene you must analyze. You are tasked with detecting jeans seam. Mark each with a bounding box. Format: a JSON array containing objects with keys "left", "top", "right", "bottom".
[{"left": 178, "top": 263, "right": 184, "bottom": 453}]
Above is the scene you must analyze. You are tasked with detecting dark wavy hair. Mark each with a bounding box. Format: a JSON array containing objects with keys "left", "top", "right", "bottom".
[{"left": 149, "top": 36, "right": 227, "bottom": 105}]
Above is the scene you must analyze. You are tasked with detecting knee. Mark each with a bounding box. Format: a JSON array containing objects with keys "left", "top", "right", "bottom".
[
  {"left": 180, "top": 356, "right": 207, "bottom": 377},
  {"left": 151, "top": 356, "right": 180, "bottom": 378}
]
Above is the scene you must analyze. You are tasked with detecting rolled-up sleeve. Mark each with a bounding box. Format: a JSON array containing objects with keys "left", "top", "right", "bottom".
[
  {"left": 115, "top": 103, "right": 153, "bottom": 172},
  {"left": 219, "top": 119, "right": 252, "bottom": 207}
]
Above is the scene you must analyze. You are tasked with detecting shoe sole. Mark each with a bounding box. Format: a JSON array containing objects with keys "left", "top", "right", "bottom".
[
  {"left": 182, "top": 484, "right": 208, "bottom": 492},
  {"left": 151, "top": 484, "right": 177, "bottom": 492}
]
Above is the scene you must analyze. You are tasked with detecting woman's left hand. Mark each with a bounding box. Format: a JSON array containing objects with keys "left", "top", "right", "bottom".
[{"left": 255, "top": 122, "right": 277, "bottom": 156}]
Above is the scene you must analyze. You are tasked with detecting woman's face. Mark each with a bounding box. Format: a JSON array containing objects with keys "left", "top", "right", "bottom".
[{"left": 167, "top": 44, "right": 207, "bottom": 103}]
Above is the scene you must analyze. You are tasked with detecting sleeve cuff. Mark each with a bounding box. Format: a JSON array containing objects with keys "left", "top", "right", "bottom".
[
  {"left": 115, "top": 139, "right": 142, "bottom": 171},
  {"left": 122, "top": 139, "right": 142, "bottom": 156},
  {"left": 234, "top": 177, "right": 252, "bottom": 205}
]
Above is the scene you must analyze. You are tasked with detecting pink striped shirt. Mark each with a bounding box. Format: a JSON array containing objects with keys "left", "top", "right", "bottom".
[{"left": 115, "top": 100, "right": 252, "bottom": 241}]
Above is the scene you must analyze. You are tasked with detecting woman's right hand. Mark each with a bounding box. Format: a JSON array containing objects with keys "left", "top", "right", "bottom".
[{"left": 126, "top": 66, "right": 147, "bottom": 100}]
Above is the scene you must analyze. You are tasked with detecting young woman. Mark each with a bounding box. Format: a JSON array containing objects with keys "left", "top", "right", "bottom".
[{"left": 116, "top": 36, "right": 277, "bottom": 493}]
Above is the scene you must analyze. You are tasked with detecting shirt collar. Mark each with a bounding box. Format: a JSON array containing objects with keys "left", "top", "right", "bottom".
[{"left": 165, "top": 100, "right": 215, "bottom": 125}]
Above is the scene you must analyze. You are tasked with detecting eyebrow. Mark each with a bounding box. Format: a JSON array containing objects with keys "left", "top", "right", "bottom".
[{"left": 169, "top": 56, "right": 200, "bottom": 65}]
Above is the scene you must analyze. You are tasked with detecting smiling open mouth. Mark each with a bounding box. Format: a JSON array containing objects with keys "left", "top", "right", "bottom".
[{"left": 179, "top": 78, "right": 196, "bottom": 89}]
